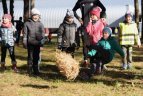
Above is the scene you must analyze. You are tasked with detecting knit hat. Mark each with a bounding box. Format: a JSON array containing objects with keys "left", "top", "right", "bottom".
[
  {"left": 2, "top": 14, "right": 12, "bottom": 20},
  {"left": 103, "top": 27, "right": 112, "bottom": 35},
  {"left": 31, "top": 8, "right": 41, "bottom": 16},
  {"left": 90, "top": 6, "right": 102, "bottom": 18},
  {"left": 65, "top": 9, "right": 74, "bottom": 18}
]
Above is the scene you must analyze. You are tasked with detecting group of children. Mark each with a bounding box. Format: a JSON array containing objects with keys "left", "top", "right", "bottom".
[{"left": 0, "top": 0, "right": 141, "bottom": 78}]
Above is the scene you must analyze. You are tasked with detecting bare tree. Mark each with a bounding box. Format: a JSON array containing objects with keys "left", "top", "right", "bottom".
[
  {"left": 134, "top": 0, "right": 140, "bottom": 29},
  {"left": 2, "top": 0, "right": 8, "bottom": 14},
  {"left": 23, "top": 0, "right": 35, "bottom": 22},
  {"left": 141, "top": 0, "right": 143, "bottom": 39},
  {"left": 10, "top": 0, "right": 14, "bottom": 23}
]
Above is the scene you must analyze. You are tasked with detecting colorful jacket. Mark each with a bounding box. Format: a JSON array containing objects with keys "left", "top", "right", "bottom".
[
  {"left": 86, "top": 19, "right": 106, "bottom": 45},
  {"left": 0, "top": 25, "right": 16, "bottom": 46},
  {"left": 119, "top": 22, "right": 141, "bottom": 46},
  {"left": 88, "top": 37, "right": 124, "bottom": 64}
]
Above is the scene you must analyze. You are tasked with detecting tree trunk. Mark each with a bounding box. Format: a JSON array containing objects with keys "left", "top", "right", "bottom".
[
  {"left": 10, "top": 0, "right": 14, "bottom": 23},
  {"left": 23, "top": 0, "right": 35, "bottom": 22},
  {"left": 141, "top": 0, "right": 143, "bottom": 39},
  {"left": 134, "top": 0, "right": 140, "bottom": 29},
  {"left": 2, "top": 0, "right": 8, "bottom": 14}
]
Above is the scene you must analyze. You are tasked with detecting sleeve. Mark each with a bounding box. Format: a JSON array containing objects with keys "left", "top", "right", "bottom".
[
  {"left": 75, "top": 26, "right": 81, "bottom": 47},
  {"left": 0, "top": 27, "right": 2, "bottom": 41},
  {"left": 57, "top": 24, "right": 64, "bottom": 46},
  {"left": 86, "top": 21, "right": 93, "bottom": 36},
  {"left": 112, "top": 38, "right": 125, "bottom": 58},
  {"left": 72, "top": 1, "right": 82, "bottom": 22},
  {"left": 88, "top": 49, "right": 97, "bottom": 57},
  {"left": 94, "top": 0, "right": 106, "bottom": 18},
  {"left": 23, "top": 23, "right": 28, "bottom": 47},
  {"left": 134, "top": 23, "right": 141, "bottom": 46}
]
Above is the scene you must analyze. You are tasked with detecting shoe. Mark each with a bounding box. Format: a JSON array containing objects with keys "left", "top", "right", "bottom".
[
  {"left": 122, "top": 64, "right": 127, "bottom": 70},
  {"left": 127, "top": 64, "right": 132, "bottom": 69},
  {"left": 81, "top": 60, "right": 89, "bottom": 68},
  {"left": 1, "top": 62, "right": 6, "bottom": 72},
  {"left": 12, "top": 64, "right": 19, "bottom": 73}
]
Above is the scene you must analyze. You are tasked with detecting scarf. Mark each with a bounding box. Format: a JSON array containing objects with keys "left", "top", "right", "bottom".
[{"left": 1, "top": 22, "right": 12, "bottom": 28}]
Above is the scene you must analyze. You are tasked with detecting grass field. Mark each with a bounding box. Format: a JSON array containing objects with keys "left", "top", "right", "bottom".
[{"left": 0, "top": 38, "right": 143, "bottom": 96}]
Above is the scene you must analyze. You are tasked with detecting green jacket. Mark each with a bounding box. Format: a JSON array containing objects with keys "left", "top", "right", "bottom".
[{"left": 88, "top": 37, "right": 125, "bottom": 64}]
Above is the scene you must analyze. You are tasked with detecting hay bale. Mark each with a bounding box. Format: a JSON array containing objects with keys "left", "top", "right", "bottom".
[{"left": 56, "top": 50, "right": 79, "bottom": 80}]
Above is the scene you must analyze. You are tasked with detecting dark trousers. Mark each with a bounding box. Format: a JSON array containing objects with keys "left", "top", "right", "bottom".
[
  {"left": 1, "top": 46, "right": 16, "bottom": 63},
  {"left": 15, "top": 30, "right": 21, "bottom": 44},
  {"left": 27, "top": 44, "right": 40, "bottom": 75},
  {"left": 89, "top": 46, "right": 111, "bottom": 75},
  {"left": 81, "top": 26, "right": 90, "bottom": 60}
]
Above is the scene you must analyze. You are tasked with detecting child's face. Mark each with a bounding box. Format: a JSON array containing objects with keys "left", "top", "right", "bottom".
[
  {"left": 125, "top": 16, "right": 132, "bottom": 23},
  {"left": 32, "top": 14, "right": 40, "bottom": 22},
  {"left": 3, "top": 17, "right": 10, "bottom": 24},
  {"left": 67, "top": 17, "right": 74, "bottom": 23},
  {"left": 90, "top": 14, "right": 98, "bottom": 21},
  {"left": 103, "top": 31, "right": 110, "bottom": 39}
]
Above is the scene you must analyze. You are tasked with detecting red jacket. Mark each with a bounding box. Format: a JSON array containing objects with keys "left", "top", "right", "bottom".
[{"left": 86, "top": 19, "right": 107, "bottom": 44}]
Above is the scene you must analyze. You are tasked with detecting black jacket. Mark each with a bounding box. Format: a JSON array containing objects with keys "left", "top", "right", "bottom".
[{"left": 72, "top": 0, "right": 106, "bottom": 26}]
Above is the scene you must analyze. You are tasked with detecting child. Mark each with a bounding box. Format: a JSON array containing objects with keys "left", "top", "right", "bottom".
[
  {"left": 23, "top": 8, "right": 45, "bottom": 76},
  {"left": 119, "top": 12, "right": 141, "bottom": 70},
  {"left": 84, "top": 6, "right": 107, "bottom": 67},
  {"left": 86, "top": 27, "right": 124, "bottom": 76},
  {"left": 57, "top": 9, "right": 79, "bottom": 58},
  {"left": 72, "top": 0, "right": 106, "bottom": 63},
  {"left": 0, "top": 14, "right": 18, "bottom": 72}
]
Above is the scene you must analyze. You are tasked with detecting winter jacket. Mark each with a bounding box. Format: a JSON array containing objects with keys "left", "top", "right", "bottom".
[
  {"left": 86, "top": 19, "right": 106, "bottom": 45},
  {"left": 0, "top": 25, "right": 16, "bottom": 46},
  {"left": 88, "top": 37, "right": 125, "bottom": 64},
  {"left": 72, "top": 0, "right": 106, "bottom": 26},
  {"left": 23, "top": 19, "right": 45, "bottom": 46},
  {"left": 119, "top": 22, "right": 141, "bottom": 46},
  {"left": 57, "top": 20, "right": 78, "bottom": 48}
]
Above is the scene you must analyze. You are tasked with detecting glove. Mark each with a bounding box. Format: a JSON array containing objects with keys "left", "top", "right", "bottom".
[
  {"left": 40, "top": 39, "right": 46, "bottom": 45},
  {"left": 71, "top": 43, "right": 77, "bottom": 48}
]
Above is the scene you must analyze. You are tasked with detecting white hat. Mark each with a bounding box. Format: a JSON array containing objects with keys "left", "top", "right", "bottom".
[
  {"left": 65, "top": 9, "right": 74, "bottom": 18},
  {"left": 31, "top": 8, "right": 41, "bottom": 16}
]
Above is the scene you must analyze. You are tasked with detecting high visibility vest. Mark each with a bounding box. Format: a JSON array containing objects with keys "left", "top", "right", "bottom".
[{"left": 119, "top": 22, "right": 140, "bottom": 45}]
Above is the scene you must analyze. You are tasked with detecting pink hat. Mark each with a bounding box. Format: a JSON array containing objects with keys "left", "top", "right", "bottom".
[
  {"left": 2, "top": 14, "right": 12, "bottom": 20},
  {"left": 90, "top": 6, "right": 102, "bottom": 18}
]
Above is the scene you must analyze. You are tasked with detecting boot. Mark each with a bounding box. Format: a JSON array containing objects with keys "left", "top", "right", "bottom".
[
  {"left": 1, "top": 62, "right": 6, "bottom": 71},
  {"left": 27, "top": 64, "right": 33, "bottom": 76},
  {"left": 33, "top": 65, "right": 40, "bottom": 76},
  {"left": 12, "top": 61, "right": 19, "bottom": 73}
]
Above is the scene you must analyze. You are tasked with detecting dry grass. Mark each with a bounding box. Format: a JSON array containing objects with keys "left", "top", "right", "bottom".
[
  {"left": 0, "top": 38, "right": 143, "bottom": 96},
  {"left": 55, "top": 50, "right": 79, "bottom": 80}
]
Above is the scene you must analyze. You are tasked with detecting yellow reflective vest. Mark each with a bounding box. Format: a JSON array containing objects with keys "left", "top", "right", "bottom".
[{"left": 119, "top": 22, "right": 141, "bottom": 46}]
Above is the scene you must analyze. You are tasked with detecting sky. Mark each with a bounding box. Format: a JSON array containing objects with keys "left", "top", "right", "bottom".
[{"left": 0, "top": 0, "right": 141, "bottom": 11}]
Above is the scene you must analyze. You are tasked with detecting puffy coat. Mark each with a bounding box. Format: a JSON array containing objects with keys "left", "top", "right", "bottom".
[
  {"left": 0, "top": 25, "right": 16, "bottom": 46},
  {"left": 23, "top": 19, "right": 45, "bottom": 46},
  {"left": 57, "top": 20, "right": 78, "bottom": 48},
  {"left": 86, "top": 19, "right": 106, "bottom": 45}
]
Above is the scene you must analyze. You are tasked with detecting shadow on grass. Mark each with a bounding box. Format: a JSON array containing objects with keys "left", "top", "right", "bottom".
[
  {"left": 17, "top": 63, "right": 66, "bottom": 81},
  {"left": 20, "top": 84, "right": 58, "bottom": 89},
  {"left": 133, "top": 56, "right": 143, "bottom": 62}
]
